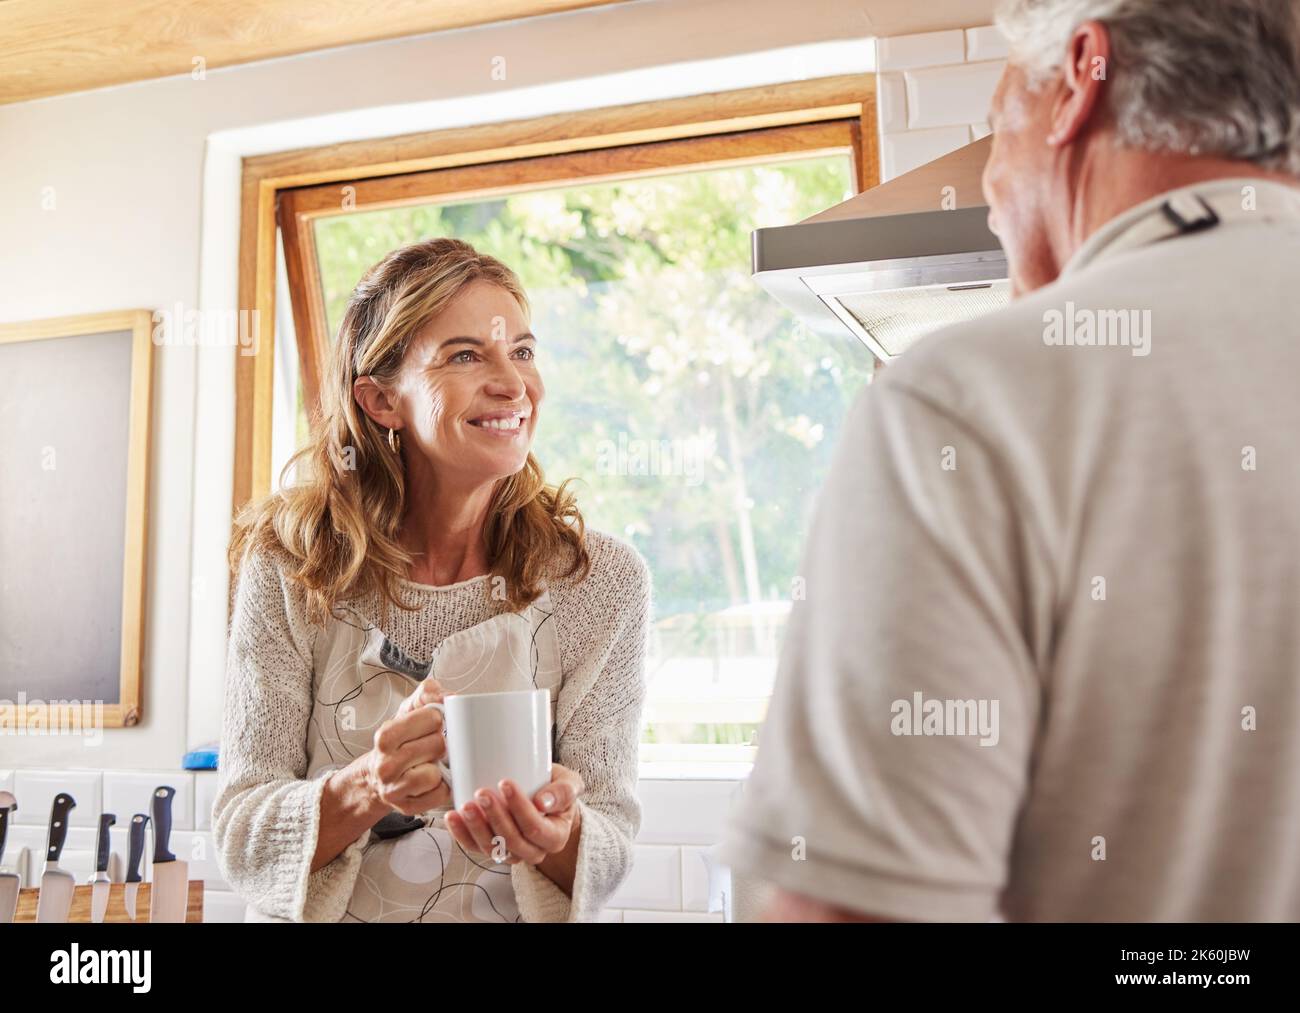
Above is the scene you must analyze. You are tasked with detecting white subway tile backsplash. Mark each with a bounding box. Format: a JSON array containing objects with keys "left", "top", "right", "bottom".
[
  {"left": 621, "top": 909, "right": 725, "bottom": 923},
  {"left": 202, "top": 888, "right": 248, "bottom": 923},
  {"left": 877, "top": 29, "right": 966, "bottom": 71},
  {"left": 904, "top": 61, "right": 1004, "bottom": 130},
  {"left": 13, "top": 770, "right": 102, "bottom": 828},
  {"left": 103, "top": 771, "right": 195, "bottom": 832},
  {"left": 0, "top": 846, "right": 30, "bottom": 887},
  {"left": 2, "top": 826, "right": 44, "bottom": 886},
  {"left": 877, "top": 72, "right": 908, "bottom": 133},
  {"left": 0, "top": 769, "right": 14, "bottom": 796},
  {"left": 681, "top": 845, "right": 715, "bottom": 912},
  {"left": 881, "top": 125, "right": 971, "bottom": 180},
  {"left": 107, "top": 820, "right": 151, "bottom": 882},
  {"left": 610, "top": 844, "right": 681, "bottom": 910},
  {"left": 56, "top": 826, "right": 100, "bottom": 851},
  {"left": 170, "top": 830, "right": 227, "bottom": 890},
  {"left": 14, "top": 832, "right": 99, "bottom": 886},
  {"left": 966, "top": 25, "right": 1011, "bottom": 62},
  {"left": 874, "top": 24, "right": 1004, "bottom": 185},
  {"left": 193, "top": 771, "right": 218, "bottom": 831},
  {"left": 56, "top": 848, "right": 96, "bottom": 884},
  {"left": 17, "top": 826, "right": 112, "bottom": 887},
  {"left": 635, "top": 779, "right": 742, "bottom": 845}
]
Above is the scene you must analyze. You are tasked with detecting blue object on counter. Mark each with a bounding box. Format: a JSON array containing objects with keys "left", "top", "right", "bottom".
[{"left": 183, "top": 743, "right": 220, "bottom": 770}]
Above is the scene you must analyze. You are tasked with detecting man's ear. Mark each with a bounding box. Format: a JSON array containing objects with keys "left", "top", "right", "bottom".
[
  {"left": 1046, "top": 20, "right": 1111, "bottom": 147},
  {"left": 353, "top": 374, "right": 402, "bottom": 430}
]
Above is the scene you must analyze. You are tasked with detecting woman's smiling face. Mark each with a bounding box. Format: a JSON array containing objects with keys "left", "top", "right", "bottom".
[{"left": 393, "top": 278, "right": 543, "bottom": 484}]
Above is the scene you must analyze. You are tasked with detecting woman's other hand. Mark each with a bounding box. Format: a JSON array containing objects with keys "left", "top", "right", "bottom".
[
  {"left": 364, "top": 677, "right": 451, "bottom": 816},
  {"left": 394, "top": 674, "right": 445, "bottom": 717},
  {"left": 445, "top": 762, "right": 584, "bottom": 865}
]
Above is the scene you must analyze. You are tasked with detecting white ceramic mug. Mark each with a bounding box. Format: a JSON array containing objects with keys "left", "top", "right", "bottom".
[{"left": 429, "top": 688, "right": 552, "bottom": 810}]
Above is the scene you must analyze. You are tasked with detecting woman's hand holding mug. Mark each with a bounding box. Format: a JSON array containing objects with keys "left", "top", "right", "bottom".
[
  {"left": 445, "top": 762, "right": 585, "bottom": 865},
  {"left": 364, "top": 676, "right": 452, "bottom": 816}
]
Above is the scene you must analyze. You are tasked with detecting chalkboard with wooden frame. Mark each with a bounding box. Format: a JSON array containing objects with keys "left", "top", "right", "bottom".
[{"left": 0, "top": 310, "right": 154, "bottom": 730}]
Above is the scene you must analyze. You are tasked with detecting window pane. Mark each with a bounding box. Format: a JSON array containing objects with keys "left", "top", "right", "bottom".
[{"left": 313, "top": 152, "right": 873, "bottom": 762}]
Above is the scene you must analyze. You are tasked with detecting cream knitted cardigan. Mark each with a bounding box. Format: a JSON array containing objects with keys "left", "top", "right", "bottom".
[{"left": 212, "top": 528, "right": 651, "bottom": 923}]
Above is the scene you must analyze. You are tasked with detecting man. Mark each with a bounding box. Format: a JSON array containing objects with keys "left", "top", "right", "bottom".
[{"left": 718, "top": 0, "right": 1300, "bottom": 921}]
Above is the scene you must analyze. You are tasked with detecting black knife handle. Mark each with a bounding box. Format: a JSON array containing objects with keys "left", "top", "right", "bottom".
[
  {"left": 151, "top": 786, "right": 176, "bottom": 863},
  {"left": 46, "top": 793, "right": 76, "bottom": 863},
  {"left": 0, "top": 802, "right": 12, "bottom": 865},
  {"left": 126, "top": 813, "right": 149, "bottom": 884},
  {"left": 96, "top": 813, "right": 116, "bottom": 873}
]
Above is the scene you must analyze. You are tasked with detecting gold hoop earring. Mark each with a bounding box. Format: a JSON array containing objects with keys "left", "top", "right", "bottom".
[{"left": 387, "top": 427, "right": 401, "bottom": 454}]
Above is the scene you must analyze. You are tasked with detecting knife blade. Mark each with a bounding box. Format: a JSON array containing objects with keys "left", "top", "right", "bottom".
[
  {"left": 35, "top": 793, "right": 77, "bottom": 923},
  {"left": 90, "top": 812, "right": 116, "bottom": 924},
  {"left": 148, "top": 786, "right": 188, "bottom": 923},
  {"left": 124, "top": 812, "right": 149, "bottom": 921},
  {"left": 0, "top": 792, "right": 18, "bottom": 923}
]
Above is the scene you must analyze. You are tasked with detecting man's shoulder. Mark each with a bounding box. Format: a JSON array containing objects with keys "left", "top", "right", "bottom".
[
  {"left": 869, "top": 259, "right": 1179, "bottom": 439},
  {"left": 887, "top": 198, "right": 1299, "bottom": 410},
  {"left": 864, "top": 282, "right": 1066, "bottom": 436},
  {"left": 882, "top": 276, "right": 1095, "bottom": 388}
]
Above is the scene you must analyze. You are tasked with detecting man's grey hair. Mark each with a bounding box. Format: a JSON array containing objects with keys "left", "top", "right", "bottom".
[{"left": 995, "top": 0, "right": 1300, "bottom": 173}]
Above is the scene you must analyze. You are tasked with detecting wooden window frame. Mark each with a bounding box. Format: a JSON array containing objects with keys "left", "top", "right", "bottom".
[
  {"left": 280, "top": 119, "right": 863, "bottom": 420},
  {"left": 234, "top": 73, "right": 878, "bottom": 513}
]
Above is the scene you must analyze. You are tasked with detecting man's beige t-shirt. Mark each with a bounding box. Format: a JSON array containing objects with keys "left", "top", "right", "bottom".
[{"left": 718, "top": 178, "right": 1300, "bottom": 921}]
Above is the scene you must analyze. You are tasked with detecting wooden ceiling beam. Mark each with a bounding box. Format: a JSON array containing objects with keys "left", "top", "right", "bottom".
[{"left": 0, "top": 0, "right": 627, "bottom": 105}]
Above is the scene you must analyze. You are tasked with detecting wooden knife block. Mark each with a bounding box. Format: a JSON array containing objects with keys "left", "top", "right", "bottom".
[{"left": 11, "top": 881, "right": 204, "bottom": 923}]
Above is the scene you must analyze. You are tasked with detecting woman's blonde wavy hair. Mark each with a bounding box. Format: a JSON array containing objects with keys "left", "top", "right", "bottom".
[{"left": 228, "top": 236, "right": 590, "bottom": 628}]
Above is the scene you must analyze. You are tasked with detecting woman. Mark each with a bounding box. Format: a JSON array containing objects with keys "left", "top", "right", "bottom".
[{"left": 212, "top": 237, "right": 651, "bottom": 922}]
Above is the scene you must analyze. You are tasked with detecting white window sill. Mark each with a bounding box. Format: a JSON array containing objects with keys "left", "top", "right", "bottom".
[{"left": 637, "top": 760, "right": 753, "bottom": 781}]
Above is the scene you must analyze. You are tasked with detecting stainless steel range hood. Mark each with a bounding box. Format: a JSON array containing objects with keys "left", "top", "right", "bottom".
[{"left": 753, "top": 135, "right": 1008, "bottom": 361}]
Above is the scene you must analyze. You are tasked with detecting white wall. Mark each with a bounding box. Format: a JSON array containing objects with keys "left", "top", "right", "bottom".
[{"left": 875, "top": 25, "right": 1007, "bottom": 180}]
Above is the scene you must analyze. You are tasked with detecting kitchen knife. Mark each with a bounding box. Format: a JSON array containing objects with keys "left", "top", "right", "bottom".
[
  {"left": 0, "top": 792, "right": 18, "bottom": 923},
  {"left": 90, "top": 812, "right": 116, "bottom": 924},
  {"left": 35, "top": 793, "right": 77, "bottom": 923},
  {"left": 148, "top": 786, "right": 188, "bottom": 923},
  {"left": 124, "top": 812, "right": 149, "bottom": 921}
]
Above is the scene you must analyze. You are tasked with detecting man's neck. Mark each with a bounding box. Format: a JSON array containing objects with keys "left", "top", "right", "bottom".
[{"left": 1055, "top": 142, "right": 1300, "bottom": 273}]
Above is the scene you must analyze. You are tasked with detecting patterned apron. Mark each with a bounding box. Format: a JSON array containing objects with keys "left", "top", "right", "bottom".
[{"left": 304, "top": 583, "right": 564, "bottom": 922}]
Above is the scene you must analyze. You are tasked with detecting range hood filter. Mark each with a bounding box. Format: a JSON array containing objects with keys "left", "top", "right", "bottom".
[{"left": 836, "top": 280, "right": 1010, "bottom": 358}]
